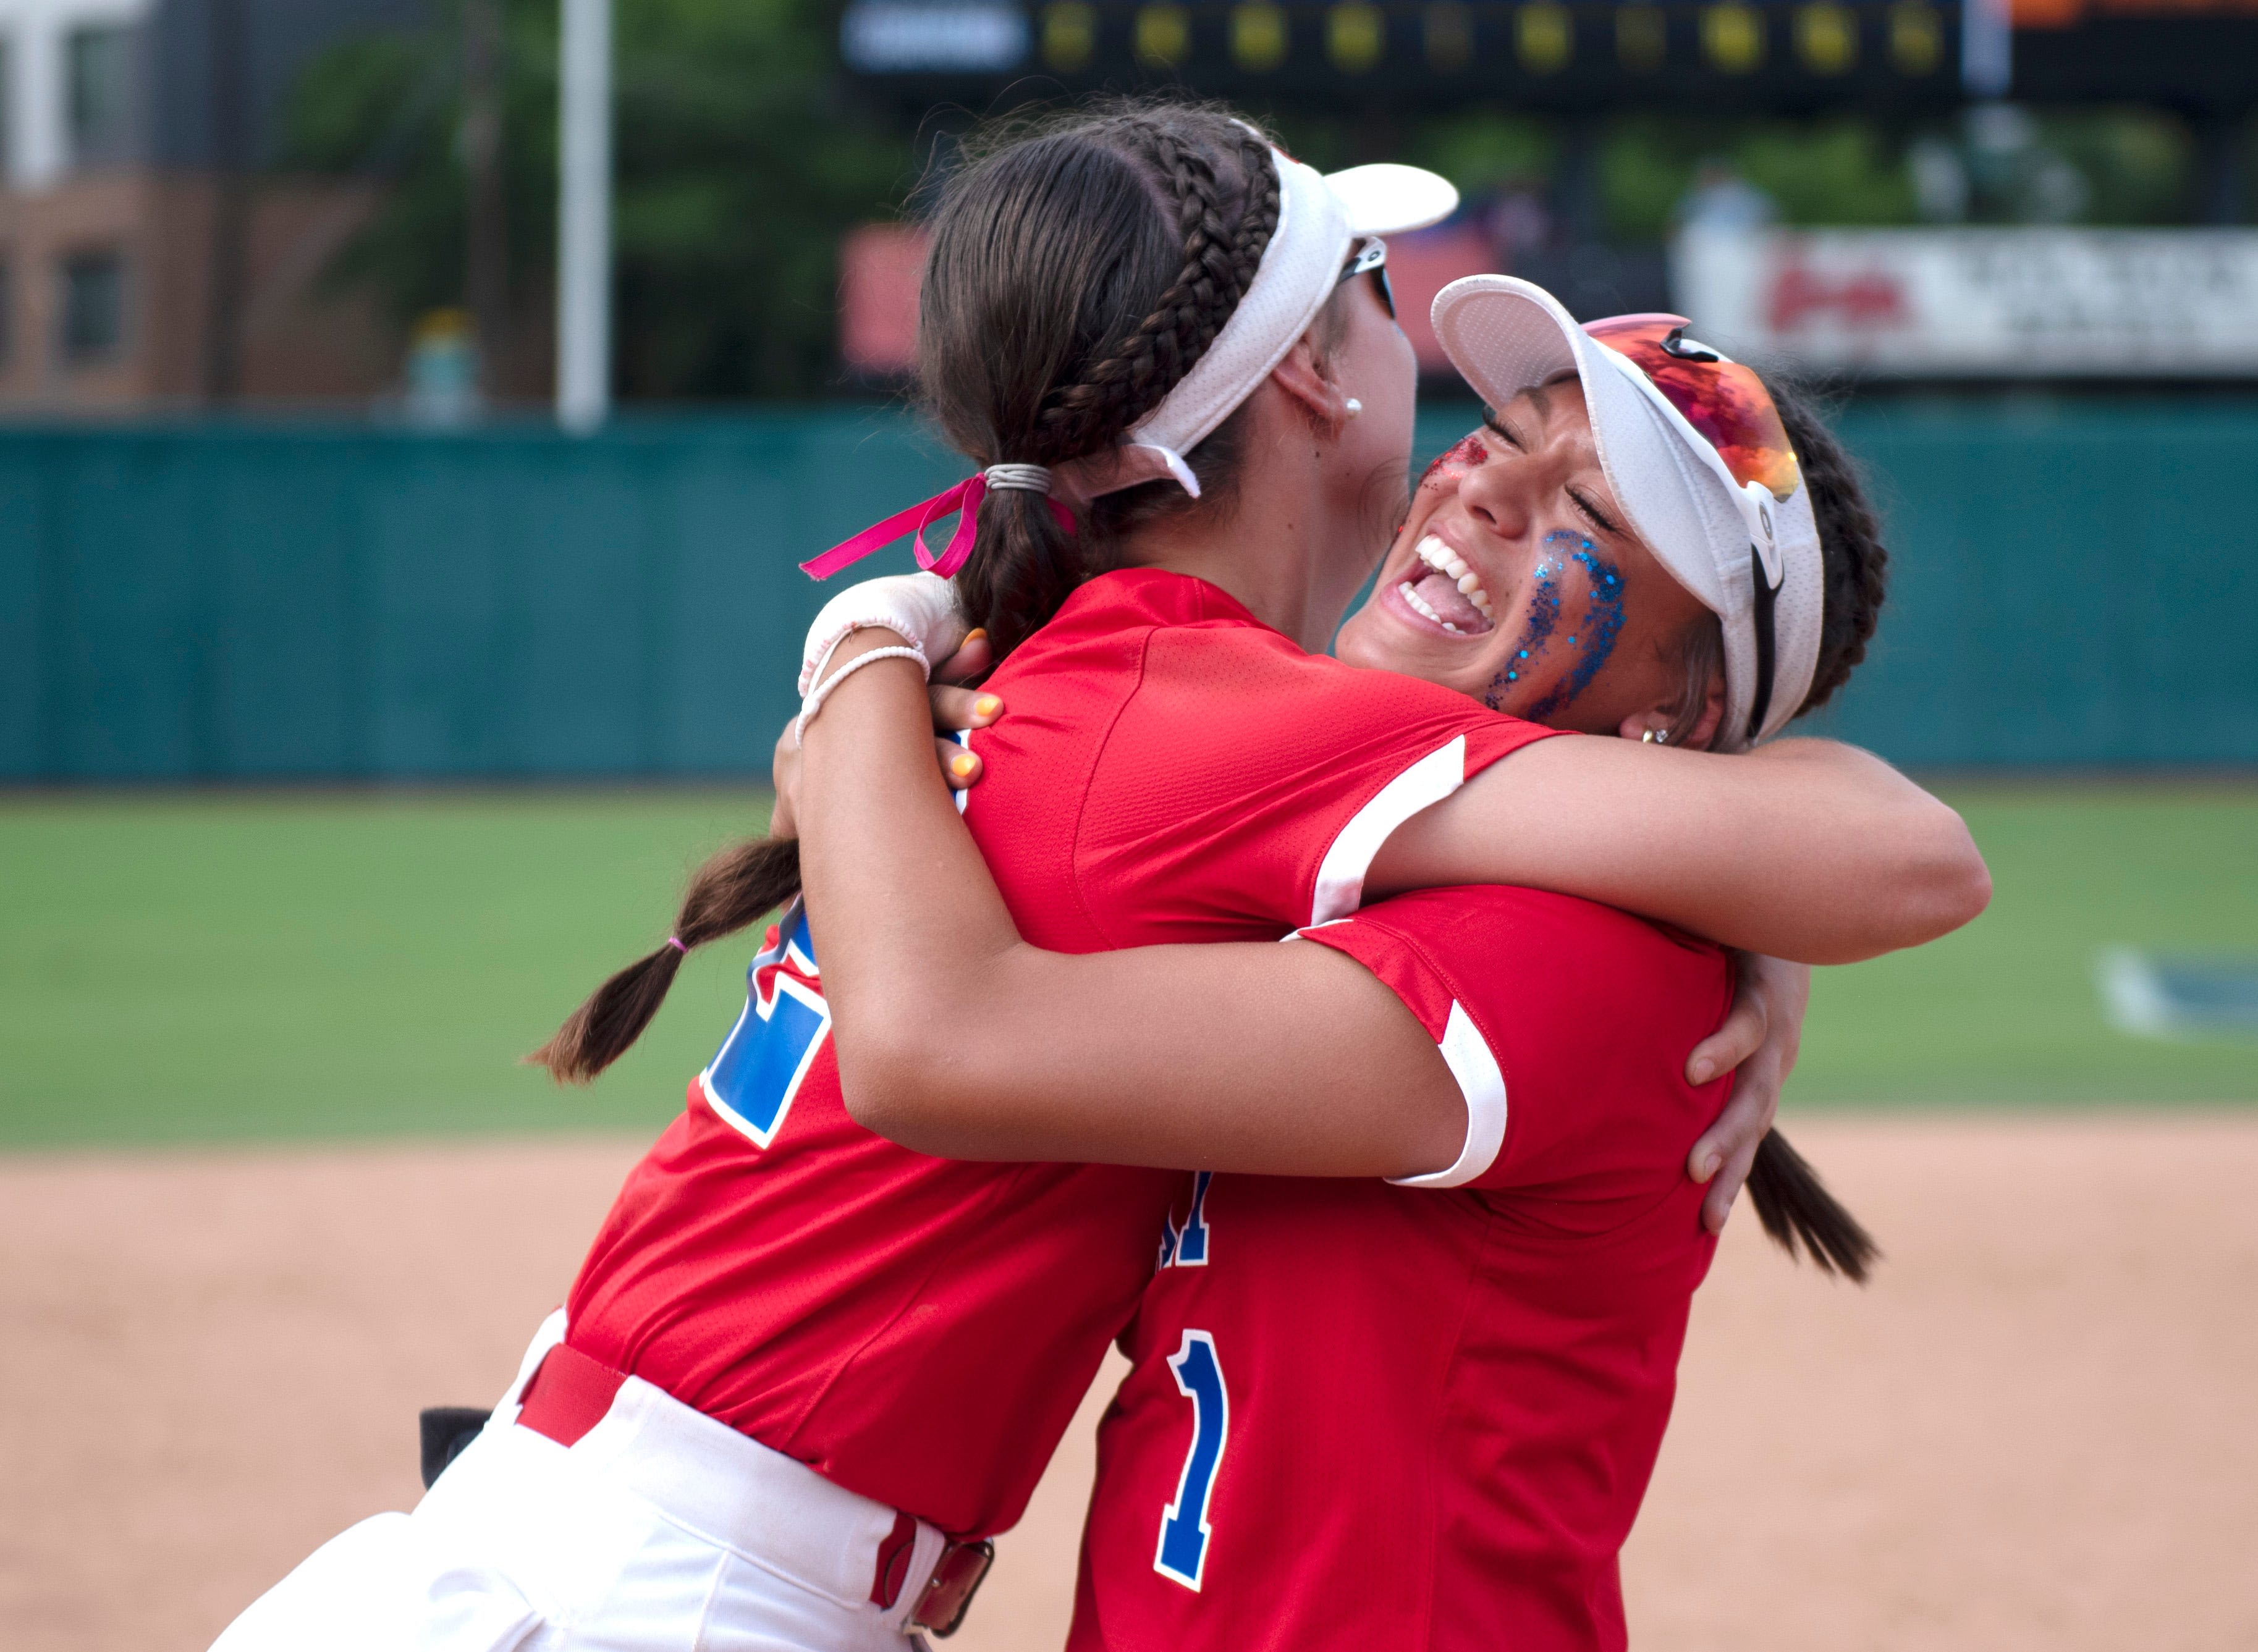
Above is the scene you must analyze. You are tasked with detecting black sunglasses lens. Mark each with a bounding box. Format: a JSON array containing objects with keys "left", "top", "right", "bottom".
[{"left": 1373, "top": 266, "right": 1396, "bottom": 319}]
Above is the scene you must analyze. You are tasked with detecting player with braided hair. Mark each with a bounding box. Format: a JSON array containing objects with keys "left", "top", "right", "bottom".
[{"left": 211, "top": 100, "right": 1982, "bottom": 1652}]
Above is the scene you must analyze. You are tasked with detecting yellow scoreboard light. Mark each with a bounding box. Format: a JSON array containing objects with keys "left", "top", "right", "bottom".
[
  {"left": 1701, "top": 2, "right": 1766, "bottom": 70},
  {"left": 1516, "top": 2, "right": 1574, "bottom": 71},
  {"left": 1890, "top": 0, "right": 1942, "bottom": 72},
  {"left": 1327, "top": 2, "right": 1385, "bottom": 70},
  {"left": 1133, "top": 1, "right": 1189, "bottom": 65},
  {"left": 1231, "top": 2, "right": 1290, "bottom": 69},
  {"left": 1041, "top": 1, "right": 1096, "bottom": 69},
  {"left": 1796, "top": 1, "right": 1858, "bottom": 70}
]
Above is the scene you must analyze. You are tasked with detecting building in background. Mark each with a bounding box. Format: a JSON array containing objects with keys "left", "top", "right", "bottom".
[{"left": 0, "top": 0, "right": 421, "bottom": 412}]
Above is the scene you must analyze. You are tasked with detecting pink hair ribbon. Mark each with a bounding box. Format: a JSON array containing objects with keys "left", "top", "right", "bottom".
[{"left": 800, "top": 475, "right": 1073, "bottom": 581}]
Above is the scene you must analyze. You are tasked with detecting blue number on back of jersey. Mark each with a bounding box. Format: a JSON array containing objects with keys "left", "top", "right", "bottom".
[
  {"left": 1157, "top": 1169, "right": 1214, "bottom": 1269},
  {"left": 700, "top": 900, "right": 829, "bottom": 1148},
  {"left": 1154, "top": 1329, "right": 1228, "bottom": 1591}
]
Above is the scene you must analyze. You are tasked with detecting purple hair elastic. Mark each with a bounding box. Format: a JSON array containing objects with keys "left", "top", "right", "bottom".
[{"left": 665, "top": 937, "right": 688, "bottom": 954}]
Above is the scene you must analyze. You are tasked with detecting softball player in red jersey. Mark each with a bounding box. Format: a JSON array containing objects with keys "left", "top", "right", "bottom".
[
  {"left": 780, "top": 280, "right": 1948, "bottom": 1650},
  {"left": 1070, "top": 891, "right": 1733, "bottom": 1652},
  {"left": 209, "top": 102, "right": 1974, "bottom": 1652}
]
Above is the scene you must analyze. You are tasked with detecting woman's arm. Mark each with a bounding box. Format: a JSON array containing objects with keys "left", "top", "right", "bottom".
[
  {"left": 794, "top": 636, "right": 1468, "bottom": 1176},
  {"left": 794, "top": 628, "right": 1981, "bottom": 1183},
  {"left": 1371, "top": 735, "right": 1989, "bottom": 966}
]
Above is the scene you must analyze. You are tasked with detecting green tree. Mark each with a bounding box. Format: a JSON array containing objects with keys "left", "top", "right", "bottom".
[
  {"left": 1600, "top": 115, "right": 1915, "bottom": 240},
  {"left": 282, "top": 0, "right": 911, "bottom": 400}
]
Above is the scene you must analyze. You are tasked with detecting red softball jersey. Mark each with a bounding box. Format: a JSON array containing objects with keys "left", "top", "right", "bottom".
[
  {"left": 1067, "top": 885, "right": 1735, "bottom": 1652},
  {"left": 564, "top": 569, "right": 1556, "bottom": 1540}
]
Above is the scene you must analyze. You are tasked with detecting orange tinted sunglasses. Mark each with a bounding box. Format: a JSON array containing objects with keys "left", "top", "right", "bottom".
[{"left": 1583, "top": 314, "right": 1801, "bottom": 506}]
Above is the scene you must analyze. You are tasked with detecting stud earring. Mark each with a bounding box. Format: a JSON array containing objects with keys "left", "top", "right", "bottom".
[
  {"left": 1343, "top": 398, "right": 1362, "bottom": 418},
  {"left": 1641, "top": 728, "right": 1668, "bottom": 745}
]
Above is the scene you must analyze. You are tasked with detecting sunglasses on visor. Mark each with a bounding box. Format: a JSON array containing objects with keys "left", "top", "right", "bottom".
[
  {"left": 1335, "top": 237, "right": 1395, "bottom": 321},
  {"left": 1581, "top": 314, "right": 1801, "bottom": 741}
]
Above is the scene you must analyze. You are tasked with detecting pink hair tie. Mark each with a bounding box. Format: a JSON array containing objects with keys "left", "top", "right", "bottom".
[
  {"left": 800, "top": 470, "right": 1073, "bottom": 581},
  {"left": 665, "top": 937, "right": 688, "bottom": 954}
]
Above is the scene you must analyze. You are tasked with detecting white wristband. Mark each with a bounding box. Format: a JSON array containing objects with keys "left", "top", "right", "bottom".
[
  {"left": 798, "top": 572, "right": 965, "bottom": 699},
  {"left": 797, "top": 643, "right": 928, "bottom": 740}
]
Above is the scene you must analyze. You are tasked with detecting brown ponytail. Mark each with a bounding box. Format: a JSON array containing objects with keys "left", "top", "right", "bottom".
[
  {"left": 920, "top": 100, "right": 1286, "bottom": 659},
  {"left": 528, "top": 837, "right": 802, "bottom": 1083},
  {"left": 1647, "top": 377, "right": 1888, "bottom": 1278},
  {"left": 1746, "top": 1129, "right": 1879, "bottom": 1283}
]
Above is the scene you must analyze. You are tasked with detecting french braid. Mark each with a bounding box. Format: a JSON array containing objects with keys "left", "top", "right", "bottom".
[
  {"left": 1034, "top": 124, "right": 1280, "bottom": 458},
  {"left": 919, "top": 103, "right": 1288, "bottom": 659}
]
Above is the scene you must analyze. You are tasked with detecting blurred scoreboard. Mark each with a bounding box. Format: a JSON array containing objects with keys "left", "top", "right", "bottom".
[
  {"left": 2012, "top": 0, "right": 2258, "bottom": 114},
  {"left": 840, "top": 0, "right": 2258, "bottom": 116},
  {"left": 839, "top": 0, "right": 1995, "bottom": 112}
]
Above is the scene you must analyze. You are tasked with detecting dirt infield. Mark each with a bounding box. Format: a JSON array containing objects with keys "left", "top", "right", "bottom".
[{"left": 4, "top": 1113, "right": 2254, "bottom": 1651}]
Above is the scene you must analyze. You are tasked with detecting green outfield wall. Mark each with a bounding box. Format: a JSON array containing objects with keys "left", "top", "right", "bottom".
[{"left": 2, "top": 400, "right": 2254, "bottom": 780}]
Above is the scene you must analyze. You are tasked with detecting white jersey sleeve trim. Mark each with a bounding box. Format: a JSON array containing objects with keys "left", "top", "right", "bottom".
[
  {"left": 1310, "top": 735, "right": 1468, "bottom": 926},
  {"left": 1387, "top": 999, "right": 1508, "bottom": 1189}
]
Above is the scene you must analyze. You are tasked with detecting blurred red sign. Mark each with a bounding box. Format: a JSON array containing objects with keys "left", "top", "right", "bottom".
[
  {"left": 1678, "top": 226, "right": 2258, "bottom": 376},
  {"left": 840, "top": 218, "right": 1500, "bottom": 382},
  {"left": 840, "top": 223, "right": 927, "bottom": 376}
]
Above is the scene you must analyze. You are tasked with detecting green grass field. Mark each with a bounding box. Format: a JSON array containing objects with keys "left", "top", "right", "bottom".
[{"left": 2, "top": 784, "right": 2253, "bottom": 1149}]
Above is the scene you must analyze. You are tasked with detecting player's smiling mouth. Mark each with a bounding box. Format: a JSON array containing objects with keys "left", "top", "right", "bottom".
[{"left": 1395, "top": 535, "right": 1497, "bottom": 636}]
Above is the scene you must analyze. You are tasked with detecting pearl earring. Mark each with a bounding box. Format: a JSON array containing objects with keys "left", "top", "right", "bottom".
[{"left": 1343, "top": 398, "right": 1362, "bottom": 417}]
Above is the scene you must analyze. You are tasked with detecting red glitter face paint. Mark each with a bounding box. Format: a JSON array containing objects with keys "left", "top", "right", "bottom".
[{"left": 1418, "top": 433, "right": 1488, "bottom": 491}]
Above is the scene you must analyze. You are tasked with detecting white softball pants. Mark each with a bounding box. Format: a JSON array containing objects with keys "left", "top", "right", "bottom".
[{"left": 209, "top": 1312, "right": 949, "bottom": 1652}]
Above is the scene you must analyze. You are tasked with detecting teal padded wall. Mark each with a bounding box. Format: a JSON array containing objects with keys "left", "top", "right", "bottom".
[
  {"left": 1815, "top": 400, "right": 2258, "bottom": 767},
  {"left": 0, "top": 413, "right": 961, "bottom": 780},
  {"left": 2, "top": 400, "right": 2253, "bottom": 779}
]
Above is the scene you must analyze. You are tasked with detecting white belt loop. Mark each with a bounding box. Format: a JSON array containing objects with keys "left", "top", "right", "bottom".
[
  {"left": 881, "top": 1523, "right": 952, "bottom": 1634},
  {"left": 492, "top": 1309, "right": 569, "bottom": 1429}
]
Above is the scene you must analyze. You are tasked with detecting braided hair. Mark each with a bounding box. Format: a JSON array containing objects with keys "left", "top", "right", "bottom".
[
  {"left": 921, "top": 101, "right": 1285, "bottom": 658},
  {"left": 1769, "top": 377, "right": 1887, "bottom": 717},
  {"left": 531, "top": 100, "right": 1290, "bottom": 1083}
]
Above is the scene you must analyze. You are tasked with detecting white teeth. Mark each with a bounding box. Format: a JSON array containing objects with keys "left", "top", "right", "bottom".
[
  {"left": 1414, "top": 534, "right": 1492, "bottom": 619},
  {"left": 1400, "top": 579, "right": 1481, "bottom": 638},
  {"left": 1398, "top": 581, "right": 1446, "bottom": 628}
]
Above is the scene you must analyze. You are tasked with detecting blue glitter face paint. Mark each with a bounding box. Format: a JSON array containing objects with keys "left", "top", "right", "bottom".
[
  {"left": 1484, "top": 531, "right": 1626, "bottom": 717},
  {"left": 1529, "top": 535, "right": 1626, "bottom": 720},
  {"left": 1482, "top": 555, "right": 1561, "bottom": 710}
]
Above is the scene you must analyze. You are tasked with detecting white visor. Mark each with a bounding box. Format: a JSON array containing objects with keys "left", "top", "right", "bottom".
[
  {"left": 1052, "top": 149, "right": 1457, "bottom": 505},
  {"left": 1430, "top": 275, "right": 1824, "bottom": 750}
]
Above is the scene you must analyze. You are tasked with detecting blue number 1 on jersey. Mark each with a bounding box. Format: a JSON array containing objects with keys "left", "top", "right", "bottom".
[
  {"left": 700, "top": 900, "right": 829, "bottom": 1149},
  {"left": 1154, "top": 1329, "right": 1229, "bottom": 1591}
]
